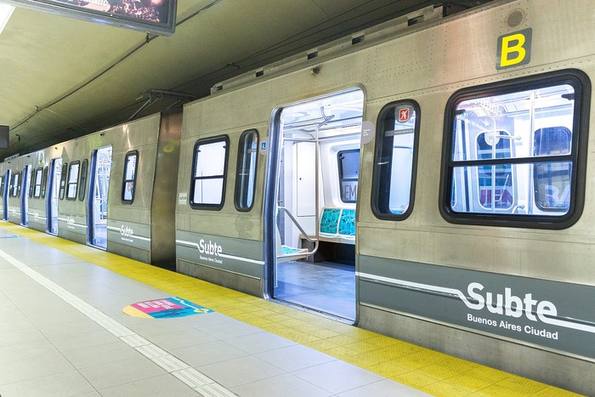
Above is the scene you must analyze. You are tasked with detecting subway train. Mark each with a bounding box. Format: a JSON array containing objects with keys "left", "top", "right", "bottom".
[{"left": 1, "top": 0, "right": 594, "bottom": 394}]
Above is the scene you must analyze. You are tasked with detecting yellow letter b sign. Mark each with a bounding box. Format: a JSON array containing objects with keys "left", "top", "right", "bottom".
[{"left": 497, "top": 28, "right": 532, "bottom": 70}]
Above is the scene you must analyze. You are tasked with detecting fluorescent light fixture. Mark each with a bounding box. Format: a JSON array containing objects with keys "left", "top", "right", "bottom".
[{"left": 0, "top": 3, "right": 15, "bottom": 35}]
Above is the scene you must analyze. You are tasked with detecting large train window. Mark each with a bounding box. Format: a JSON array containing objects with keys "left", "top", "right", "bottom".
[
  {"left": 41, "top": 166, "right": 48, "bottom": 199},
  {"left": 29, "top": 169, "right": 36, "bottom": 198},
  {"left": 234, "top": 130, "right": 258, "bottom": 212},
  {"left": 33, "top": 168, "right": 43, "bottom": 198},
  {"left": 0, "top": 176, "right": 3, "bottom": 198},
  {"left": 442, "top": 70, "right": 590, "bottom": 229},
  {"left": 12, "top": 172, "right": 20, "bottom": 197},
  {"left": 66, "top": 161, "right": 80, "bottom": 200},
  {"left": 59, "top": 162, "right": 67, "bottom": 200},
  {"left": 190, "top": 136, "right": 229, "bottom": 210},
  {"left": 372, "top": 100, "right": 420, "bottom": 220},
  {"left": 122, "top": 151, "right": 138, "bottom": 203},
  {"left": 338, "top": 149, "right": 359, "bottom": 203}
]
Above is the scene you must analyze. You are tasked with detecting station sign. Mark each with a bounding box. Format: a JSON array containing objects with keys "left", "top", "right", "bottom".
[{"left": 6, "top": 0, "right": 177, "bottom": 36}]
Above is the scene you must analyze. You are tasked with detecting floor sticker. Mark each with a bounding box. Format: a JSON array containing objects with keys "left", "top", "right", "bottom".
[{"left": 123, "top": 297, "right": 213, "bottom": 319}]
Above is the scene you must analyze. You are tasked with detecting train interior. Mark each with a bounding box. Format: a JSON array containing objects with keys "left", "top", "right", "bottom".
[
  {"left": 272, "top": 89, "right": 364, "bottom": 321},
  {"left": 451, "top": 84, "right": 575, "bottom": 215},
  {"left": 89, "top": 146, "right": 112, "bottom": 249}
]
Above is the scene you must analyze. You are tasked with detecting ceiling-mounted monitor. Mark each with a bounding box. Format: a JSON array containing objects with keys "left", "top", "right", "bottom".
[
  {"left": 0, "top": 126, "right": 8, "bottom": 149},
  {"left": 6, "top": 0, "right": 177, "bottom": 36}
]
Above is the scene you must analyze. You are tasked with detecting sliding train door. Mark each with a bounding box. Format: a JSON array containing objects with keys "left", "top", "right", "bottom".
[
  {"left": 266, "top": 88, "right": 364, "bottom": 321},
  {"left": 47, "top": 158, "right": 62, "bottom": 235},
  {"left": 20, "top": 165, "right": 31, "bottom": 226},
  {"left": 89, "top": 146, "right": 112, "bottom": 249},
  {"left": 2, "top": 170, "right": 9, "bottom": 220}
]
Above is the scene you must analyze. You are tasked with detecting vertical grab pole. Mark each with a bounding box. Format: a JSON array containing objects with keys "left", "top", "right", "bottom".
[{"left": 314, "top": 123, "right": 320, "bottom": 251}]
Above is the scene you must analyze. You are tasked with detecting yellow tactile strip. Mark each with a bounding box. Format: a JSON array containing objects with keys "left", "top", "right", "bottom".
[{"left": 0, "top": 223, "right": 581, "bottom": 397}]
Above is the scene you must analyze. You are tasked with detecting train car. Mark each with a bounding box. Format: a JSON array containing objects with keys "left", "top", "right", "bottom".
[
  {"left": 175, "top": 0, "right": 594, "bottom": 393},
  {"left": 1, "top": 112, "right": 181, "bottom": 268}
]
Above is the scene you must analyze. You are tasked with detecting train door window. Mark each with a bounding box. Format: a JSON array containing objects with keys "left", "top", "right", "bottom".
[
  {"left": 14, "top": 173, "right": 20, "bottom": 197},
  {"left": 66, "top": 161, "right": 80, "bottom": 200},
  {"left": 372, "top": 101, "right": 420, "bottom": 220},
  {"left": 442, "top": 70, "right": 589, "bottom": 228},
  {"left": 122, "top": 151, "right": 138, "bottom": 203},
  {"left": 29, "top": 169, "right": 36, "bottom": 198},
  {"left": 338, "top": 149, "right": 360, "bottom": 203},
  {"left": 0, "top": 176, "right": 3, "bottom": 198},
  {"left": 41, "top": 166, "right": 48, "bottom": 199},
  {"left": 59, "top": 163, "right": 67, "bottom": 200},
  {"left": 234, "top": 130, "right": 259, "bottom": 211},
  {"left": 190, "top": 136, "right": 229, "bottom": 210},
  {"left": 79, "top": 159, "right": 88, "bottom": 201},
  {"left": 33, "top": 168, "right": 43, "bottom": 198}
]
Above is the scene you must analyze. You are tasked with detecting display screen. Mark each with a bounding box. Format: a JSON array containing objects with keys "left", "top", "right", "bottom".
[{"left": 8, "top": 0, "right": 177, "bottom": 35}]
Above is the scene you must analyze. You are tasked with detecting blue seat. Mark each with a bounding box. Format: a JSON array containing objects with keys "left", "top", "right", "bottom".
[
  {"left": 338, "top": 209, "right": 356, "bottom": 237},
  {"left": 319, "top": 208, "right": 341, "bottom": 236}
]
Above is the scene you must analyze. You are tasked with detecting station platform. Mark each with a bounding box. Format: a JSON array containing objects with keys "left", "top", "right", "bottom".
[{"left": 0, "top": 222, "right": 580, "bottom": 397}]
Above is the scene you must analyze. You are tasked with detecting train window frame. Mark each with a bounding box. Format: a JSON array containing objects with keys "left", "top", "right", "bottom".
[
  {"left": 41, "top": 166, "right": 48, "bottom": 199},
  {"left": 59, "top": 162, "right": 68, "bottom": 200},
  {"left": 66, "top": 161, "right": 80, "bottom": 201},
  {"left": 15, "top": 172, "right": 21, "bottom": 198},
  {"left": 234, "top": 129, "right": 259, "bottom": 212},
  {"left": 0, "top": 176, "right": 3, "bottom": 198},
  {"left": 29, "top": 167, "right": 36, "bottom": 198},
  {"left": 439, "top": 69, "right": 591, "bottom": 230},
  {"left": 12, "top": 172, "right": 19, "bottom": 198},
  {"left": 337, "top": 149, "right": 360, "bottom": 204},
  {"left": 371, "top": 99, "right": 421, "bottom": 221},
  {"left": 189, "top": 135, "right": 230, "bottom": 211},
  {"left": 79, "top": 159, "right": 88, "bottom": 202},
  {"left": 121, "top": 151, "right": 139, "bottom": 204},
  {"left": 33, "top": 167, "right": 43, "bottom": 198}
]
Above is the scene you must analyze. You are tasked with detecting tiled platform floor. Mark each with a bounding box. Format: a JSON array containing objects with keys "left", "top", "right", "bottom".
[{"left": 0, "top": 222, "right": 582, "bottom": 397}]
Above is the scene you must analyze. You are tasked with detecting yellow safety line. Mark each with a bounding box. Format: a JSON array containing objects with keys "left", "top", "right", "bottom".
[{"left": 0, "top": 222, "right": 581, "bottom": 397}]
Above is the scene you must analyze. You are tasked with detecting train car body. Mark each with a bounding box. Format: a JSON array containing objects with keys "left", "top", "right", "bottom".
[
  {"left": 176, "top": 0, "right": 595, "bottom": 394},
  {"left": 1, "top": 113, "right": 181, "bottom": 268}
]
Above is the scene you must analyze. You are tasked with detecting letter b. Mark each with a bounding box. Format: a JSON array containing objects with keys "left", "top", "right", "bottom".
[{"left": 497, "top": 29, "right": 532, "bottom": 69}]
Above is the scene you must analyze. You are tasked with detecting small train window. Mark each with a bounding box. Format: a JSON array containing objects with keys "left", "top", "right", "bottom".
[
  {"left": 372, "top": 100, "right": 420, "bottom": 220},
  {"left": 34, "top": 168, "right": 43, "bottom": 198},
  {"left": 338, "top": 149, "right": 360, "bottom": 203},
  {"left": 66, "top": 161, "right": 80, "bottom": 200},
  {"left": 0, "top": 176, "right": 3, "bottom": 198},
  {"left": 441, "top": 70, "right": 590, "bottom": 229},
  {"left": 29, "top": 168, "right": 36, "bottom": 198},
  {"left": 190, "top": 136, "right": 229, "bottom": 210},
  {"left": 41, "top": 166, "right": 48, "bottom": 199},
  {"left": 59, "top": 163, "right": 68, "bottom": 200},
  {"left": 234, "top": 130, "right": 259, "bottom": 211},
  {"left": 122, "top": 151, "right": 138, "bottom": 204},
  {"left": 79, "top": 159, "right": 88, "bottom": 202}
]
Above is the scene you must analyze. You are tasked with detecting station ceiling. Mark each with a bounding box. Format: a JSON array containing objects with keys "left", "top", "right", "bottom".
[{"left": 0, "top": 0, "right": 491, "bottom": 159}]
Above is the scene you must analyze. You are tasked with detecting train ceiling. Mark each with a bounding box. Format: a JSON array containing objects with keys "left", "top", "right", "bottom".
[{"left": 0, "top": 0, "right": 491, "bottom": 159}]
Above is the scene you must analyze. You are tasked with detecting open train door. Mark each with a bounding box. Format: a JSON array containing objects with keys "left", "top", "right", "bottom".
[
  {"left": 88, "top": 146, "right": 112, "bottom": 249},
  {"left": 265, "top": 88, "right": 364, "bottom": 321}
]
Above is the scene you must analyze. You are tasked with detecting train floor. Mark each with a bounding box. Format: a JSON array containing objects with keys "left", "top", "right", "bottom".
[
  {"left": 275, "top": 260, "right": 355, "bottom": 320},
  {"left": 0, "top": 222, "right": 579, "bottom": 397}
]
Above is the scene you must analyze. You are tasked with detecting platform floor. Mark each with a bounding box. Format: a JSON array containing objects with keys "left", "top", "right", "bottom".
[{"left": 0, "top": 222, "right": 580, "bottom": 397}]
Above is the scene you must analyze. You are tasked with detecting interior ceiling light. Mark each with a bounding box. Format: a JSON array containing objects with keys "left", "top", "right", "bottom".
[{"left": 0, "top": 3, "right": 14, "bottom": 35}]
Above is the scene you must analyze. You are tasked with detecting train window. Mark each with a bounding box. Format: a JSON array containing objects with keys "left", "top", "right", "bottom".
[
  {"left": 234, "top": 130, "right": 259, "bottom": 211},
  {"left": 122, "top": 151, "right": 138, "bottom": 204},
  {"left": 338, "top": 149, "right": 360, "bottom": 203},
  {"left": 59, "top": 163, "right": 67, "bottom": 200},
  {"left": 66, "top": 161, "right": 80, "bottom": 200},
  {"left": 41, "top": 166, "right": 48, "bottom": 199},
  {"left": 371, "top": 100, "right": 420, "bottom": 220},
  {"left": 190, "top": 136, "right": 229, "bottom": 210},
  {"left": 14, "top": 173, "right": 20, "bottom": 197},
  {"left": 33, "top": 168, "right": 43, "bottom": 198},
  {"left": 0, "top": 176, "right": 3, "bottom": 198},
  {"left": 442, "top": 70, "right": 590, "bottom": 229},
  {"left": 79, "top": 159, "right": 88, "bottom": 202},
  {"left": 29, "top": 169, "right": 36, "bottom": 198}
]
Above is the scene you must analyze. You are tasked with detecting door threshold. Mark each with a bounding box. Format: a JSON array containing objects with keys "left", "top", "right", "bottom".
[{"left": 272, "top": 298, "right": 355, "bottom": 325}]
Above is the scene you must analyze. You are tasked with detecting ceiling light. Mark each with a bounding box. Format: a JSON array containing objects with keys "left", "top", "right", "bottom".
[{"left": 0, "top": 3, "right": 14, "bottom": 35}]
